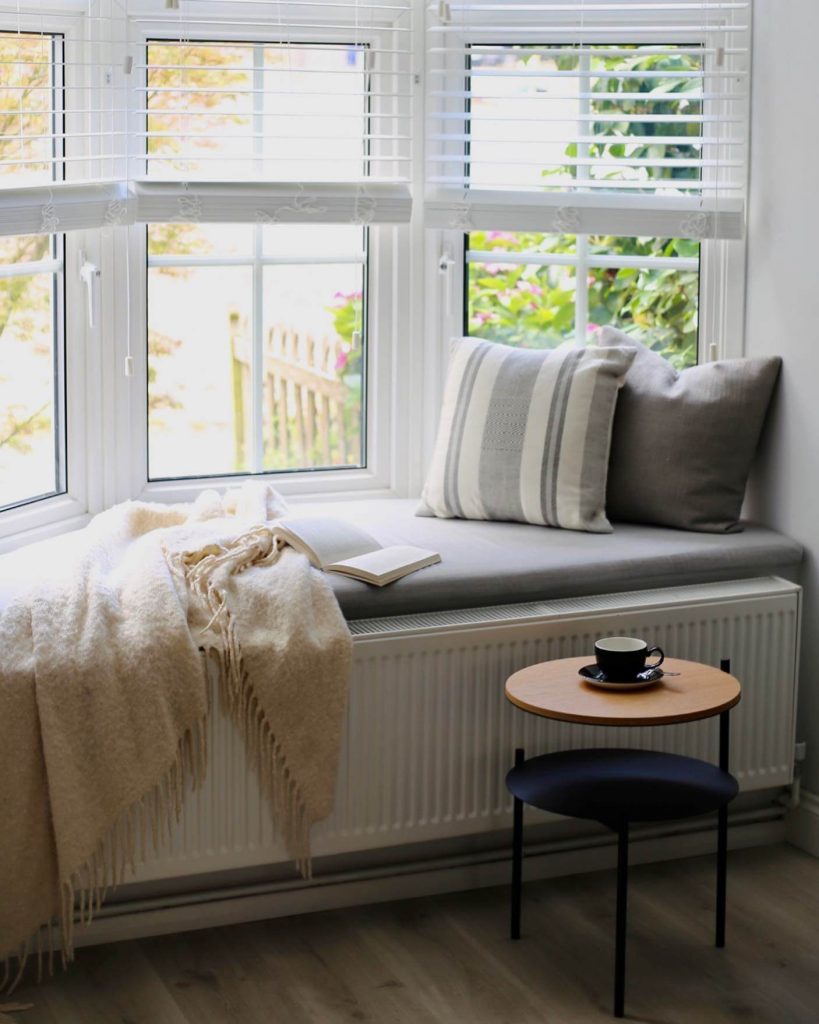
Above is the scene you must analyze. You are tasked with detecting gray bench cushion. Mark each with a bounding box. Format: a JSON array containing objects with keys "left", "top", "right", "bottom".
[{"left": 293, "top": 498, "right": 803, "bottom": 619}]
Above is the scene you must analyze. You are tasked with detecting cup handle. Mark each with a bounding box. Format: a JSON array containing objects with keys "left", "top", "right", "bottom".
[{"left": 646, "top": 646, "right": 665, "bottom": 669}]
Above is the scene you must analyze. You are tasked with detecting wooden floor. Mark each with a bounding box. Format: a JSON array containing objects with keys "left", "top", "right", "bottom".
[{"left": 7, "top": 844, "right": 819, "bottom": 1024}]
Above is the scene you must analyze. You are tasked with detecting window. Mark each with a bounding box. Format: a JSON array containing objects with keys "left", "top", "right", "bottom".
[
  {"left": 0, "top": 1, "right": 746, "bottom": 544},
  {"left": 462, "top": 43, "right": 705, "bottom": 367},
  {"left": 147, "top": 222, "right": 367, "bottom": 480},
  {"left": 0, "top": 31, "right": 65, "bottom": 513},
  {"left": 144, "top": 40, "right": 370, "bottom": 481}
]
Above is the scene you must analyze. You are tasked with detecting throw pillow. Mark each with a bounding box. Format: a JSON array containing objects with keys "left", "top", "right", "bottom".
[
  {"left": 417, "top": 337, "right": 635, "bottom": 533},
  {"left": 597, "top": 326, "right": 782, "bottom": 533}
]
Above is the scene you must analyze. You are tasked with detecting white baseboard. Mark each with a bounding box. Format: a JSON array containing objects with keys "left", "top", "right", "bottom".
[
  {"left": 786, "top": 789, "right": 819, "bottom": 857},
  {"left": 76, "top": 807, "right": 784, "bottom": 949}
]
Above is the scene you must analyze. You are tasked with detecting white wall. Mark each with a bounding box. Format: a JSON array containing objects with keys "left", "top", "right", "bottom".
[{"left": 745, "top": 0, "right": 819, "bottom": 792}]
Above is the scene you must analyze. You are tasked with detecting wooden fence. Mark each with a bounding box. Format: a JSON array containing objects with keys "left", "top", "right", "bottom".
[{"left": 230, "top": 314, "right": 357, "bottom": 471}]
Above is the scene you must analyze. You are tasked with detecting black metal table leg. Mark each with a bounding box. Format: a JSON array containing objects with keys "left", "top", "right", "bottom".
[
  {"left": 511, "top": 747, "right": 524, "bottom": 940},
  {"left": 717, "top": 659, "right": 732, "bottom": 949},
  {"left": 614, "top": 822, "right": 629, "bottom": 1018}
]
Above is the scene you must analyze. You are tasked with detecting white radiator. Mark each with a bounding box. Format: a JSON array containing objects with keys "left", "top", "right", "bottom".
[{"left": 131, "top": 576, "right": 800, "bottom": 884}]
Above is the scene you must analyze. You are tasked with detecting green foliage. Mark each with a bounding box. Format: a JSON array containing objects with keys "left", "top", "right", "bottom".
[
  {"left": 146, "top": 43, "right": 250, "bottom": 171},
  {"left": 147, "top": 329, "right": 184, "bottom": 416},
  {"left": 328, "top": 290, "right": 363, "bottom": 375},
  {"left": 467, "top": 231, "right": 698, "bottom": 368},
  {"left": 0, "top": 235, "right": 56, "bottom": 455},
  {"left": 549, "top": 48, "right": 704, "bottom": 190},
  {"left": 0, "top": 402, "right": 50, "bottom": 454},
  {"left": 327, "top": 290, "right": 364, "bottom": 462}
]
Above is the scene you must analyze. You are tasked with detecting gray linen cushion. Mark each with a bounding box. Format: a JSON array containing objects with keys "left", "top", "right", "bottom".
[
  {"left": 417, "top": 337, "right": 635, "bottom": 533},
  {"left": 285, "top": 499, "right": 803, "bottom": 620},
  {"left": 597, "top": 327, "right": 781, "bottom": 533}
]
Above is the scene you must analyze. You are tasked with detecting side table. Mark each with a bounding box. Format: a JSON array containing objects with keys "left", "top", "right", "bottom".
[{"left": 504, "top": 656, "right": 741, "bottom": 1018}]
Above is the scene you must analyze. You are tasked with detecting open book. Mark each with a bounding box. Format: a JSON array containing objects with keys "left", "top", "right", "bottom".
[{"left": 272, "top": 517, "right": 441, "bottom": 586}]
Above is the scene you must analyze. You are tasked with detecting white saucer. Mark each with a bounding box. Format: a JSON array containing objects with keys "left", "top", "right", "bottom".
[{"left": 583, "top": 676, "right": 660, "bottom": 691}]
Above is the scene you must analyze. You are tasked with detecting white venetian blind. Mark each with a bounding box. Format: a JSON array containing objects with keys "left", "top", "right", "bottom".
[
  {"left": 0, "top": 1, "right": 130, "bottom": 237},
  {"left": 0, "top": 0, "right": 414, "bottom": 235},
  {"left": 132, "top": 0, "right": 414, "bottom": 224},
  {"left": 426, "top": 0, "right": 750, "bottom": 239}
]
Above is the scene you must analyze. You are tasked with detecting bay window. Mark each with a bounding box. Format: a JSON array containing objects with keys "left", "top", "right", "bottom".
[{"left": 0, "top": 0, "right": 749, "bottom": 545}]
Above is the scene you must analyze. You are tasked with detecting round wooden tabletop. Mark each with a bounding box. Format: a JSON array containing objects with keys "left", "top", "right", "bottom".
[{"left": 504, "top": 657, "right": 741, "bottom": 727}]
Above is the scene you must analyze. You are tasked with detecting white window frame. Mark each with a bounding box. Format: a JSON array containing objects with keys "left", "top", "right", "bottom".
[
  {"left": 118, "top": 15, "right": 409, "bottom": 506},
  {"left": 0, "top": 13, "right": 94, "bottom": 547}
]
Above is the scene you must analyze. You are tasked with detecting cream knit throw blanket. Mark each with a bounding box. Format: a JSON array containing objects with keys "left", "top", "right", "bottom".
[{"left": 0, "top": 483, "right": 352, "bottom": 984}]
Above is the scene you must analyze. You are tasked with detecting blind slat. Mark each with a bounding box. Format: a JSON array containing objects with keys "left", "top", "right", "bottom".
[
  {"left": 426, "top": 187, "right": 745, "bottom": 238},
  {"left": 429, "top": 132, "right": 743, "bottom": 146}
]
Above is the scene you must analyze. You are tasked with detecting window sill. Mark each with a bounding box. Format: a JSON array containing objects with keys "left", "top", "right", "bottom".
[
  {"left": 0, "top": 475, "right": 408, "bottom": 556},
  {"left": 137, "top": 467, "right": 399, "bottom": 505},
  {"left": 0, "top": 491, "right": 90, "bottom": 550},
  {"left": 0, "top": 507, "right": 90, "bottom": 556}
]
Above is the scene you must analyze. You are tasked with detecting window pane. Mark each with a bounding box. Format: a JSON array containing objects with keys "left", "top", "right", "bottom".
[
  {"left": 0, "top": 31, "right": 64, "bottom": 514},
  {"left": 146, "top": 226, "right": 368, "bottom": 480},
  {"left": 146, "top": 42, "right": 366, "bottom": 180},
  {"left": 468, "top": 229, "right": 576, "bottom": 256},
  {"left": 262, "top": 263, "right": 365, "bottom": 471},
  {"left": 466, "top": 230, "right": 698, "bottom": 363},
  {"left": 468, "top": 258, "right": 576, "bottom": 349},
  {"left": 262, "top": 223, "right": 364, "bottom": 259},
  {"left": 148, "top": 222, "right": 253, "bottom": 259},
  {"left": 467, "top": 229, "right": 576, "bottom": 347},
  {"left": 0, "top": 247, "right": 60, "bottom": 510},
  {"left": 148, "top": 265, "right": 253, "bottom": 480},
  {"left": 0, "top": 33, "right": 56, "bottom": 186},
  {"left": 587, "top": 235, "right": 700, "bottom": 370},
  {"left": 468, "top": 44, "right": 703, "bottom": 194}
]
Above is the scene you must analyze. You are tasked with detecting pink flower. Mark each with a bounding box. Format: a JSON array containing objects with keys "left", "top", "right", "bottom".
[
  {"left": 516, "top": 279, "right": 543, "bottom": 296},
  {"left": 487, "top": 230, "right": 516, "bottom": 242},
  {"left": 331, "top": 289, "right": 363, "bottom": 306},
  {"left": 473, "top": 311, "right": 495, "bottom": 325},
  {"left": 482, "top": 263, "right": 503, "bottom": 276},
  {"left": 586, "top": 321, "right": 600, "bottom": 333},
  {"left": 335, "top": 350, "right": 349, "bottom": 371}
]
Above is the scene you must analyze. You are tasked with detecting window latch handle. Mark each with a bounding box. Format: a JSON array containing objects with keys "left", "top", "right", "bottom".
[
  {"left": 439, "top": 251, "right": 456, "bottom": 317},
  {"left": 79, "top": 251, "right": 101, "bottom": 329}
]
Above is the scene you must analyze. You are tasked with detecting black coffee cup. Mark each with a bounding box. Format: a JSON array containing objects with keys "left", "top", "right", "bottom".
[{"left": 594, "top": 637, "right": 664, "bottom": 681}]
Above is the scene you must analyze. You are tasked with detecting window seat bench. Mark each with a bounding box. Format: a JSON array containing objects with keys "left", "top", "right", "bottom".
[
  {"left": 0, "top": 499, "right": 802, "bottom": 622},
  {"left": 292, "top": 498, "right": 804, "bottom": 619},
  {"left": 2, "top": 497, "right": 801, "bottom": 937}
]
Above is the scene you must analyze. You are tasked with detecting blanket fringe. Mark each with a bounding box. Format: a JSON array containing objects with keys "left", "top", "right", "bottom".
[
  {"left": 184, "top": 528, "right": 313, "bottom": 876},
  {"left": 1, "top": 715, "right": 208, "bottom": 993},
  {"left": 2, "top": 520, "right": 319, "bottom": 991}
]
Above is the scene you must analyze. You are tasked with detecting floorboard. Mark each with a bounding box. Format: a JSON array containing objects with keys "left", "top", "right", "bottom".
[{"left": 8, "top": 843, "right": 819, "bottom": 1024}]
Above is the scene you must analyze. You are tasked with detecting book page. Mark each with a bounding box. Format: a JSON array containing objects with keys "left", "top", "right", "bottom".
[
  {"left": 327, "top": 545, "right": 441, "bottom": 585},
  {"left": 274, "top": 517, "right": 381, "bottom": 568}
]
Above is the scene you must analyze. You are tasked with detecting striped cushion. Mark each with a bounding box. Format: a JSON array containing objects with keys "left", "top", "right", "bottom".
[{"left": 417, "top": 338, "right": 635, "bottom": 533}]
